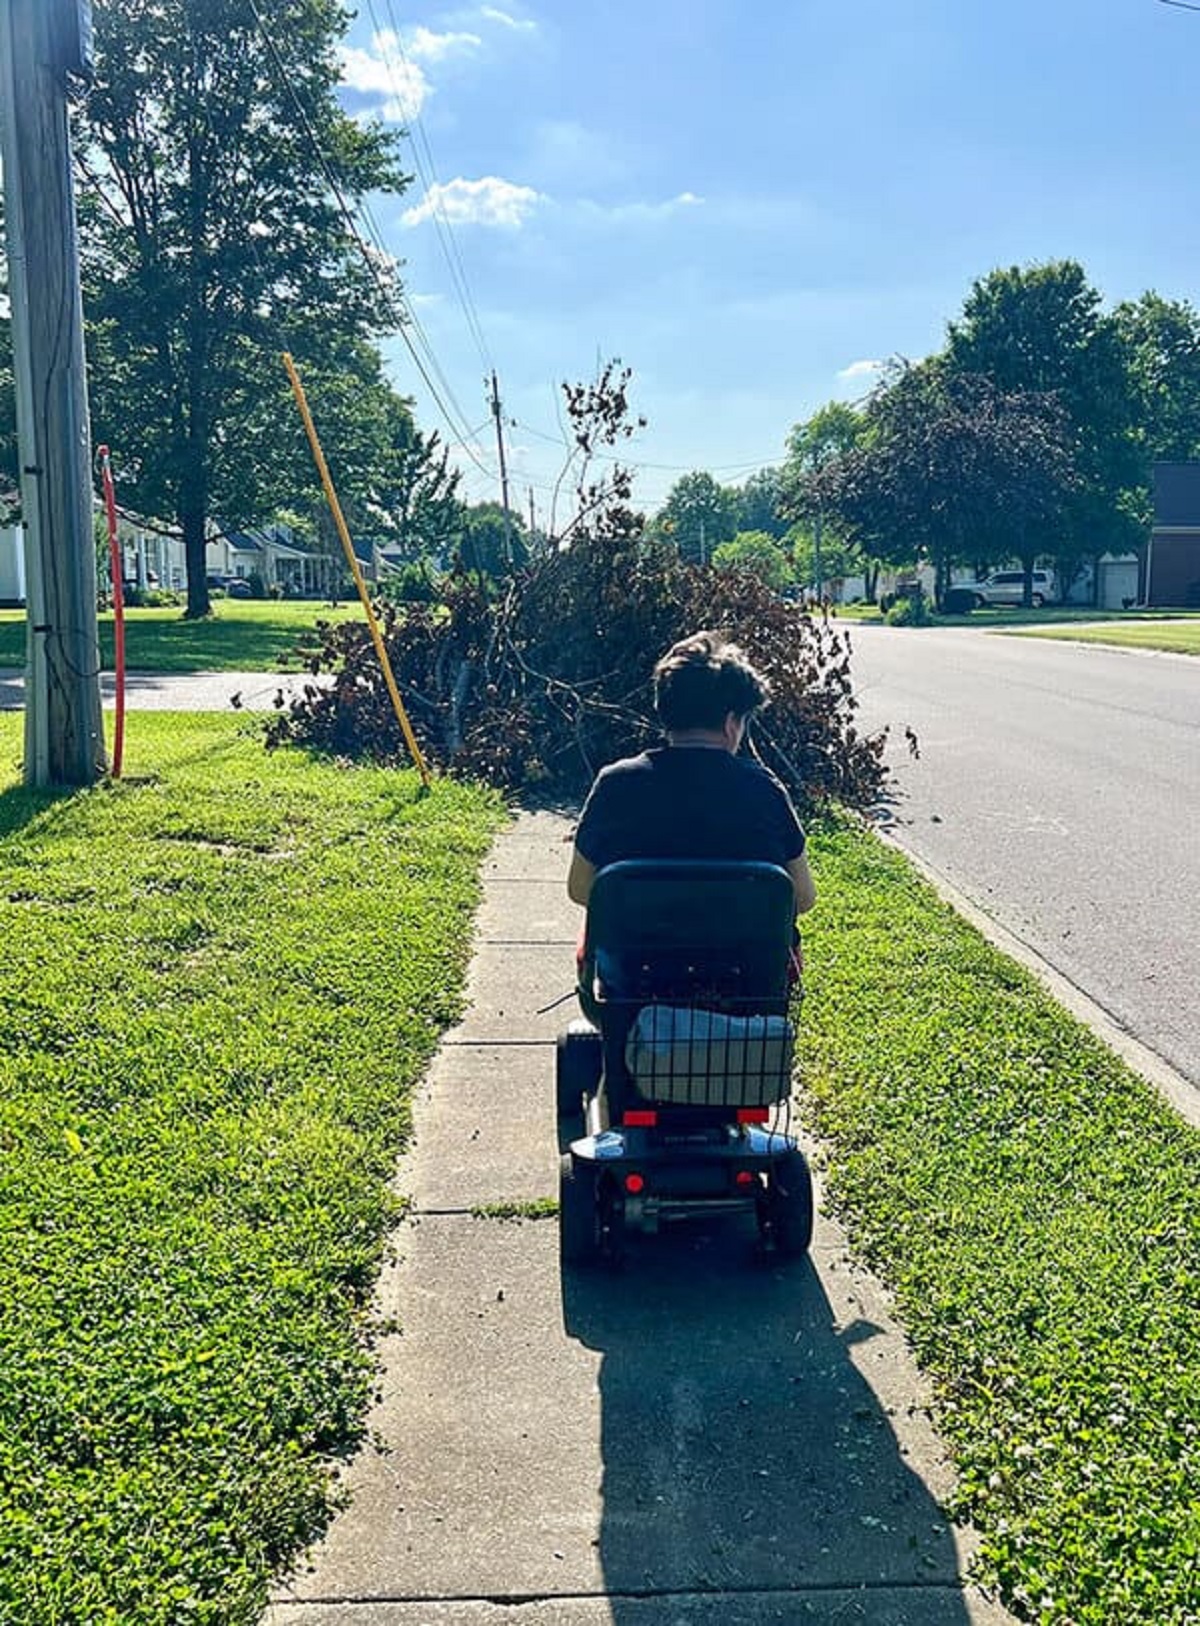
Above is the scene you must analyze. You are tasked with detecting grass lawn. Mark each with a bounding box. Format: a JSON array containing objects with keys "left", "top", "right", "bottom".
[
  {"left": 799, "top": 822, "right": 1200, "bottom": 1625},
  {"left": 1007, "top": 620, "right": 1200, "bottom": 656},
  {"left": 0, "top": 714, "right": 505, "bottom": 1623},
  {"left": 0, "top": 600, "right": 364, "bottom": 673}
]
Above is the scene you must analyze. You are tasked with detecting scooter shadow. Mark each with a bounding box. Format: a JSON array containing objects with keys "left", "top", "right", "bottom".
[{"left": 561, "top": 1221, "right": 975, "bottom": 1625}]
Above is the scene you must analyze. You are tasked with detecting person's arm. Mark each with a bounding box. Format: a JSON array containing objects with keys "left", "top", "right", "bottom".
[
  {"left": 787, "top": 851, "right": 817, "bottom": 915},
  {"left": 567, "top": 848, "right": 596, "bottom": 906}
]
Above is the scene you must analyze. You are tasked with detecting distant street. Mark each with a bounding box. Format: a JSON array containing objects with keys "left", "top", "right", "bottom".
[
  {"left": 0, "top": 669, "right": 313, "bottom": 713},
  {"left": 847, "top": 623, "right": 1200, "bottom": 1089}
]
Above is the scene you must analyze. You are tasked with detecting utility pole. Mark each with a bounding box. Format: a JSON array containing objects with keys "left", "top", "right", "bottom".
[
  {"left": 0, "top": 0, "right": 104, "bottom": 786},
  {"left": 489, "top": 370, "right": 515, "bottom": 567}
]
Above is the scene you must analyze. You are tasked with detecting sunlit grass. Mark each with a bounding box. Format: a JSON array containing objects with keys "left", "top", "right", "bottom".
[
  {"left": 0, "top": 600, "right": 365, "bottom": 673},
  {"left": 0, "top": 713, "right": 506, "bottom": 1622},
  {"left": 800, "top": 822, "right": 1200, "bottom": 1624}
]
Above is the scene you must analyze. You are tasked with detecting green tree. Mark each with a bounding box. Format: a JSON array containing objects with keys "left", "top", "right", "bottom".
[
  {"left": 946, "top": 260, "right": 1137, "bottom": 582},
  {"left": 782, "top": 400, "right": 871, "bottom": 593},
  {"left": 781, "top": 400, "right": 866, "bottom": 510},
  {"left": 711, "top": 529, "right": 794, "bottom": 591},
  {"left": 809, "top": 361, "right": 1077, "bottom": 605},
  {"left": 78, "top": 0, "right": 409, "bottom": 617},
  {"left": 652, "top": 471, "right": 737, "bottom": 563},
  {"left": 1114, "top": 290, "right": 1200, "bottom": 479},
  {"left": 456, "top": 502, "right": 529, "bottom": 580},
  {"left": 732, "top": 467, "right": 788, "bottom": 539}
]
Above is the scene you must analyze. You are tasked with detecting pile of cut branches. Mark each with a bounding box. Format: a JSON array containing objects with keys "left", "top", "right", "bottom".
[{"left": 265, "top": 535, "right": 888, "bottom": 813}]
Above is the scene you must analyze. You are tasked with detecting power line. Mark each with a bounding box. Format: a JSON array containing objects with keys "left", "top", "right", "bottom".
[
  {"left": 243, "top": 0, "right": 497, "bottom": 479},
  {"left": 366, "top": 0, "right": 493, "bottom": 373}
]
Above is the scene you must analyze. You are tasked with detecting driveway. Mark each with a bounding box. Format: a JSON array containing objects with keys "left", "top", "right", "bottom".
[{"left": 847, "top": 623, "right": 1200, "bottom": 1089}]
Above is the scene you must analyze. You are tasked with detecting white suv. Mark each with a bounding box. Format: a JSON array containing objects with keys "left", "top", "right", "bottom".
[{"left": 971, "top": 569, "right": 1055, "bottom": 608}]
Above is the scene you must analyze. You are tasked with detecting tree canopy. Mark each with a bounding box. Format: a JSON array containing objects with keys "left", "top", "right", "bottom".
[{"left": 78, "top": 0, "right": 410, "bottom": 616}]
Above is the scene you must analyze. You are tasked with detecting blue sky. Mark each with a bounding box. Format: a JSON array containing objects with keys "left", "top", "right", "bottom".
[{"left": 337, "top": 0, "right": 1200, "bottom": 522}]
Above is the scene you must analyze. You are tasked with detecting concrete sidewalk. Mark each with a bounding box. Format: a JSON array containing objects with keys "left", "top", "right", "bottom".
[{"left": 265, "top": 812, "right": 1014, "bottom": 1626}]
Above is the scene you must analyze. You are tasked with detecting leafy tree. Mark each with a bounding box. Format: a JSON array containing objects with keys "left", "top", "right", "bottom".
[
  {"left": 78, "top": 0, "right": 409, "bottom": 617},
  {"left": 1114, "top": 290, "right": 1200, "bottom": 484},
  {"left": 456, "top": 502, "right": 529, "bottom": 579},
  {"left": 369, "top": 403, "right": 465, "bottom": 564},
  {"left": 732, "top": 467, "right": 788, "bottom": 539},
  {"left": 652, "top": 471, "right": 737, "bottom": 563},
  {"left": 711, "top": 529, "right": 794, "bottom": 591},
  {"left": 946, "top": 260, "right": 1137, "bottom": 576},
  {"left": 809, "top": 361, "right": 1077, "bottom": 605},
  {"left": 781, "top": 400, "right": 867, "bottom": 513},
  {"left": 781, "top": 401, "right": 871, "bottom": 594}
]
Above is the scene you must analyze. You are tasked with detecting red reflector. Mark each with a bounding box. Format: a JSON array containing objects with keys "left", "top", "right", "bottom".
[
  {"left": 736, "top": 1107, "right": 770, "bottom": 1124},
  {"left": 624, "top": 1172, "right": 645, "bottom": 1194},
  {"left": 735, "top": 1170, "right": 757, "bottom": 1187},
  {"left": 623, "top": 1109, "right": 658, "bottom": 1127}
]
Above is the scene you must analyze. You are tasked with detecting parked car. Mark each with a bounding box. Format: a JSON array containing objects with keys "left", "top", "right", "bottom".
[
  {"left": 226, "top": 578, "right": 254, "bottom": 598},
  {"left": 971, "top": 569, "right": 1056, "bottom": 608}
]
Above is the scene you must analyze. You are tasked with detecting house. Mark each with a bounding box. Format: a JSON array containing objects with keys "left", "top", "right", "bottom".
[
  {"left": 209, "top": 524, "right": 332, "bottom": 596},
  {"left": 1148, "top": 464, "right": 1200, "bottom": 608}
]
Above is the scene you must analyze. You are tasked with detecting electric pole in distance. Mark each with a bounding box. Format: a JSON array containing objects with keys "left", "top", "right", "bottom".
[
  {"left": 489, "top": 371, "right": 515, "bottom": 568},
  {"left": 0, "top": 0, "right": 104, "bottom": 786}
]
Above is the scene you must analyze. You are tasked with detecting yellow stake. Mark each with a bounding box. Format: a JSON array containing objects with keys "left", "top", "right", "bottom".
[{"left": 282, "top": 352, "right": 432, "bottom": 789}]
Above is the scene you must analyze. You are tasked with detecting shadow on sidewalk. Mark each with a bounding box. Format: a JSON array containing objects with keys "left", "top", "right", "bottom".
[{"left": 562, "top": 1224, "right": 971, "bottom": 1623}]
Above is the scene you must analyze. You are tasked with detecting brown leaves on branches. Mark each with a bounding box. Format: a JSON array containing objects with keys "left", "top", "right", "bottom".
[{"left": 265, "top": 537, "right": 889, "bottom": 814}]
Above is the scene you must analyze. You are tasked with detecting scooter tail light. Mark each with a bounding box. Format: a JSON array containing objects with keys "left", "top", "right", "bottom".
[
  {"left": 735, "top": 1169, "right": 758, "bottom": 1187},
  {"left": 736, "top": 1106, "right": 770, "bottom": 1124},
  {"left": 624, "top": 1172, "right": 645, "bottom": 1194},
  {"left": 623, "top": 1109, "right": 658, "bottom": 1127}
]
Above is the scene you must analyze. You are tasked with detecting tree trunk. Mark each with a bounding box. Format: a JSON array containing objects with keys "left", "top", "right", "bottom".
[{"left": 180, "top": 455, "right": 211, "bottom": 619}]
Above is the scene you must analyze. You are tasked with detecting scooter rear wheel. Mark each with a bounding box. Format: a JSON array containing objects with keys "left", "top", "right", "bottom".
[
  {"left": 765, "top": 1148, "right": 814, "bottom": 1257},
  {"left": 559, "top": 1153, "right": 599, "bottom": 1266}
]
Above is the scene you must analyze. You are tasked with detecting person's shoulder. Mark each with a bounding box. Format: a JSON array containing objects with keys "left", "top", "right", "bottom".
[{"left": 594, "top": 748, "right": 659, "bottom": 781}]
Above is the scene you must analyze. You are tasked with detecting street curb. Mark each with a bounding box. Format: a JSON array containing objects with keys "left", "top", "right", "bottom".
[{"left": 875, "top": 828, "right": 1200, "bottom": 1132}]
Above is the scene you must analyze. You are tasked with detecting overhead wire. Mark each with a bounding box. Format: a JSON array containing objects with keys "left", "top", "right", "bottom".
[
  {"left": 367, "top": 0, "right": 493, "bottom": 374},
  {"left": 243, "top": 0, "right": 497, "bottom": 480}
]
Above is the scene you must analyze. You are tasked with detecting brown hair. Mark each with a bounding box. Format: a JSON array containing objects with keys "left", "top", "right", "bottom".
[{"left": 653, "top": 631, "right": 771, "bottom": 731}]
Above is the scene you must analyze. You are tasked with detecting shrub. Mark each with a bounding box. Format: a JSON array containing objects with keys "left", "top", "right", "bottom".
[
  {"left": 885, "top": 594, "right": 933, "bottom": 627},
  {"left": 266, "top": 536, "right": 890, "bottom": 814},
  {"left": 941, "top": 586, "right": 978, "bottom": 615}
]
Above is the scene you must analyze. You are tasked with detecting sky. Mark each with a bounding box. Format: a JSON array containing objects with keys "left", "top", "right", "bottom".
[{"left": 335, "top": 0, "right": 1200, "bottom": 524}]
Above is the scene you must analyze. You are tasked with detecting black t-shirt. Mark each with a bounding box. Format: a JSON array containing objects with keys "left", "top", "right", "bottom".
[{"left": 574, "top": 746, "right": 806, "bottom": 872}]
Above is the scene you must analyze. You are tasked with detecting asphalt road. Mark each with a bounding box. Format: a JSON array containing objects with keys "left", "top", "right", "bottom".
[{"left": 845, "top": 622, "right": 1200, "bottom": 1090}]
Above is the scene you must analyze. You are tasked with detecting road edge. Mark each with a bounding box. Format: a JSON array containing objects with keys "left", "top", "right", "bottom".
[{"left": 875, "top": 827, "right": 1200, "bottom": 1132}]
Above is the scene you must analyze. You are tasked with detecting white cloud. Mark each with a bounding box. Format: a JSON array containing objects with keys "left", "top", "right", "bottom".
[
  {"left": 402, "top": 175, "right": 543, "bottom": 229},
  {"left": 837, "top": 358, "right": 884, "bottom": 380},
  {"left": 339, "top": 34, "right": 429, "bottom": 121},
  {"left": 407, "top": 25, "right": 483, "bottom": 62},
  {"left": 481, "top": 7, "right": 537, "bottom": 29}
]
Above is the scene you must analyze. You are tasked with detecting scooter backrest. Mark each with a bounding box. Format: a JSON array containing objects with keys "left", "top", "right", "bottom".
[{"left": 585, "top": 860, "right": 795, "bottom": 1002}]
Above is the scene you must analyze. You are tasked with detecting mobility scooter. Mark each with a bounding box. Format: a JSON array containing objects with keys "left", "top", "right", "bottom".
[{"left": 557, "top": 859, "right": 814, "bottom": 1267}]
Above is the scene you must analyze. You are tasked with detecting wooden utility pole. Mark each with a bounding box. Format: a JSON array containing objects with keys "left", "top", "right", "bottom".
[
  {"left": 0, "top": 0, "right": 104, "bottom": 786},
  {"left": 489, "top": 370, "right": 515, "bottom": 566}
]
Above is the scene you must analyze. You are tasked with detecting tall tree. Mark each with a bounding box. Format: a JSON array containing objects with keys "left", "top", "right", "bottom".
[
  {"left": 711, "top": 529, "right": 794, "bottom": 591},
  {"left": 809, "top": 361, "right": 1077, "bottom": 604},
  {"left": 652, "top": 471, "right": 737, "bottom": 563},
  {"left": 732, "top": 467, "right": 788, "bottom": 539},
  {"left": 1114, "top": 291, "right": 1200, "bottom": 473},
  {"left": 945, "top": 260, "right": 1137, "bottom": 566},
  {"left": 78, "top": 0, "right": 409, "bottom": 617}
]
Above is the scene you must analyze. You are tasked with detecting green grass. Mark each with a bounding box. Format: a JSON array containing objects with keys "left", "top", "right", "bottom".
[
  {"left": 799, "top": 822, "right": 1200, "bottom": 1624},
  {"left": 0, "top": 600, "right": 364, "bottom": 673},
  {"left": 837, "top": 604, "right": 1200, "bottom": 632},
  {"left": 0, "top": 714, "right": 506, "bottom": 1623},
  {"left": 1008, "top": 620, "right": 1200, "bottom": 656}
]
